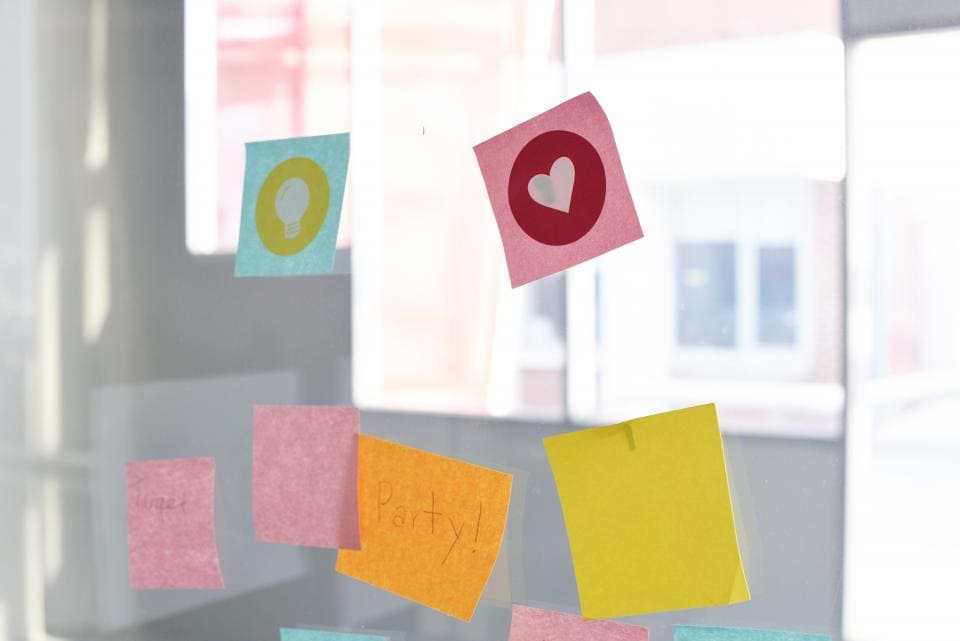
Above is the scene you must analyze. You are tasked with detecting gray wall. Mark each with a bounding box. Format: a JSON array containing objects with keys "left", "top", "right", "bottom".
[
  {"left": 844, "top": 0, "right": 960, "bottom": 37},
  {"left": 6, "top": 1, "right": 843, "bottom": 640}
]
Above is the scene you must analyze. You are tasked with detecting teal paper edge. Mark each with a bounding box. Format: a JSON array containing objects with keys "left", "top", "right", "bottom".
[
  {"left": 279, "top": 627, "right": 388, "bottom": 641},
  {"left": 674, "top": 625, "right": 830, "bottom": 641}
]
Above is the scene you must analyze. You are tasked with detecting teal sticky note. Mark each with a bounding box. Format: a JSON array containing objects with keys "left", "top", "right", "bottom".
[
  {"left": 279, "top": 628, "right": 387, "bottom": 641},
  {"left": 674, "top": 626, "right": 831, "bottom": 641},
  {"left": 235, "top": 133, "right": 349, "bottom": 277}
]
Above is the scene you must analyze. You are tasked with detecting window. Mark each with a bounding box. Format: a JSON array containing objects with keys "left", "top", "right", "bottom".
[
  {"left": 350, "top": 0, "right": 568, "bottom": 419},
  {"left": 757, "top": 246, "right": 797, "bottom": 345},
  {"left": 342, "top": 1, "right": 846, "bottom": 434},
  {"left": 578, "top": 23, "right": 845, "bottom": 435},
  {"left": 844, "top": 27, "right": 960, "bottom": 641},
  {"left": 188, "top": 1, "right": 846, "bottom": 433},
  {"left": 675, "top": 242, "right": 737, "bottom": 348},
  {"left": 185, "top": 0, "right": 352, "bottom": 256}
]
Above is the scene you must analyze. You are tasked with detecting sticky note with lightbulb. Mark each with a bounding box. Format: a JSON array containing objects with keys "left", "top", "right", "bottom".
[{"left": 235, "top": 133, "right": 349, "bottom": 277}]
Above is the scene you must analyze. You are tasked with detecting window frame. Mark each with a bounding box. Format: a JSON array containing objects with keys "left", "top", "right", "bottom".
[{"left": 665, "top": 180, "right": 816, "bottom": 380}]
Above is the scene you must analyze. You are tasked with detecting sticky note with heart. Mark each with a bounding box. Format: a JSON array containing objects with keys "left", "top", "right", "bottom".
[
  {"left": 474, "top": 92, "right": 643, "bottom": 287},
  {"left": 528, "top": 157, "right": 575, "bottom": 213}
]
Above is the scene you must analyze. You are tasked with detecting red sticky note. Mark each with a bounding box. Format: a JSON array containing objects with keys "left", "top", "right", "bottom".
[
  {"left": 126, "top": 457, "right": 224, "bottom": 589},
  {"left": 252, "top": 405, "right": 360, "bottom": 549},
  {"left": 508, "top": 605, "right": 649, "bottom": 641},
  {"left": 474, "top": 92, "right": 643, "bottom": 288}
]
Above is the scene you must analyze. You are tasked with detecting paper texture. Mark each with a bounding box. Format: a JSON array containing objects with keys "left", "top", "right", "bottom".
[
  {"left": 280, "top": 628, "right": 388, "bottom": 641},
  {"left": 674, "top": 626, "right": 830, "bottom": 641},
  {"left": 235, "top": 133, "right": 349, "bottom": 276},
  {"left": 336, "top": 435, "right": 513, "bottom": 621},
  {"left": 126, "top": 457, "right": 224, "bottom": 589},
  {"left": 253, "top": 405, "right": 360, "bottom": 549},
  {"left": 508, "top": 604, "right": 648, "bottom": 641},
  {"left": 474, "top": 92, "right": 642, "bottom": 287},
  {"left": 543, "top": 404, "right": 749, "bottom": 618}
]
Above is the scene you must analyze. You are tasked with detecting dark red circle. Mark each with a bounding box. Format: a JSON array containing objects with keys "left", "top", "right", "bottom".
[{"left": 507, "top": 130, "right": 606, "bottom": 246}]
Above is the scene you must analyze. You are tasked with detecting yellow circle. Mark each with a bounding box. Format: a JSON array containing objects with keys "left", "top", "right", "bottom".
[{"left": 255, "top": 157, "right": 330, "bottom": 256}]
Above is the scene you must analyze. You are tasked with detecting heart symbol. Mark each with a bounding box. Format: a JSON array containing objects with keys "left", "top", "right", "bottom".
[{"left": 527, "top": 156, "right": 575, "bottom": 213}]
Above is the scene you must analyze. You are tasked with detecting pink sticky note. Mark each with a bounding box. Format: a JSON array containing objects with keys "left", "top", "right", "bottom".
[
  {"left": 126, "top": 457, "right": 224, "bottom": 589},
  {"left": 474, "top": 92, "right": 643, "bottom": 288},
  {"left": 252, "top": 405, "right": 360, "bottom": 549},
  {"left": 508, "top": 605, "right": 649, "bottom": 641}
]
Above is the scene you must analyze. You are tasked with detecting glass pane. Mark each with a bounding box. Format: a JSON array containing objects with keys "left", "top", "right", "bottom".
[
  {"left": 675, "top": 242, "right": 737, "bottom": 348},
  {"left": 757, "top": 246, "right": 796, "bottom": 344},
  {"left": 846, "top": 28, "right": 960, "bottom": 641},
  {"left": 596, "top": 0, "right": 838, "bottom": 53},
  {"left": 354, "top": 0, "right": 568, "bottom": 419},
  {"left": 571, "top": 23, "right": 845, "bottom": 436},
  {"left": 583, "top": 2, "right": 845, "bottom": 437}
]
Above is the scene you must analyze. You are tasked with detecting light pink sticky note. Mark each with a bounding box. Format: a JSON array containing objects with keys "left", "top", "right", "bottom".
[
  {"left": 252, "top": 405, "right": 360, "bottom": 549},
  {"left": 508, "top": 605, "right": 649, "bottom": 641},
  {"left": 474, "top": 92, "right": 643, "bottom": 288},
  {"left": 126, "top": 457, "right": 224, "bottom": 589}
]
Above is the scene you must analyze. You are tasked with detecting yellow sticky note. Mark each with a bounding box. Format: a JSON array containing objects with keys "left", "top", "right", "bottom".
[
  {"left": 543, "top": 404, "right": 749, "bottom": 618},
  {"left": 335, "top": 435, "right": 513, "bottom": 621}
]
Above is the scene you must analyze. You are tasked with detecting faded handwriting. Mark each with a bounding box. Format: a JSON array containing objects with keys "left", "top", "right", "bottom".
[
  {"left": 131, "top": 477, "right": 187, "bottom": 520},
  {"left": 376, "top": 480, "right": 484, "bottom": 565}
]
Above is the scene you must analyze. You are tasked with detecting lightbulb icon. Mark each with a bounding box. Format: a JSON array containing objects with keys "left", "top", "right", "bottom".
[{"left": 274, "top": 177, "right": 310, "bottom": 239}]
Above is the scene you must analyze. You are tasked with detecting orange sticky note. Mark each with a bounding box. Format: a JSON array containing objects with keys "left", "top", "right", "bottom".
[{"left": 335, "top": 435, "right": 512, "bottom": 621}]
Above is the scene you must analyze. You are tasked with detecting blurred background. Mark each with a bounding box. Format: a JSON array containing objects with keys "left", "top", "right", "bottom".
[{"left": 1, "top": 0, "right": 959, "bottom": 640}]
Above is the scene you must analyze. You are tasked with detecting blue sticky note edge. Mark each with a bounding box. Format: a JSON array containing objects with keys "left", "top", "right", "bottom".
[
  {"left": 235, "top": 133, "right": 350, "bottom": 277},
  {"left": 674, "top": 625, "right": 831, "bottom": 641},
  {"left": 279, "top": 628, "right": 388, "bottom": 641}
]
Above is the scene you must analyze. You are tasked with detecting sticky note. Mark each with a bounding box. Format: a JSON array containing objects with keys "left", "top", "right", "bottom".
[
  {"left": 280, "top": 628, "right": 387, "bottom": 641},
  {"left": 235, "top": 133, "right": 349, "bottom": 277},
  {"left": 253, "top": 405, "right": 360, "bottom": 549},
  {"left": 126, "top": 457, "right": 224, "bottom": 589},
  {"left": 335, "top": 435, "right": 513, "bottom": 621},
  {"left": 473, "top": 92, "right": 643, "bottom": 287},
  {"left": 543, "top": 404, "right": 749, "bottom": 618},
  {"left": 508, "top": 605, "right": 648, "bottom": 641},
  {"left": 674, "top": 626, "right": 830, "bottom": 641}
]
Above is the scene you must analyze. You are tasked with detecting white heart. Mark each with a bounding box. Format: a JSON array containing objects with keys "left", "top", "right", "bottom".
[{"left": 527, "top": 156, "right": 575, "bottom": 213}]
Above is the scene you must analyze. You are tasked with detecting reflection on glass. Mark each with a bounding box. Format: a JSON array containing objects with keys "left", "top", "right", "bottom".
[
  {"left": 675, "top": 242, "right": 737, "bottom": 348},
  {"left": 587, "top": 26, "right": 845, "bottom": 435},
  {"left": 846, "top": 27, "right": 960, "bottom": 641},
  {"left": 757, "top": 246, "right": 796, "bottom": 345},
  {"left": 186, "top": 0, "right": 351, "bottom": 254},
  {"left": 357, "top": 0, "right": 567, "bottom": 418}
]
